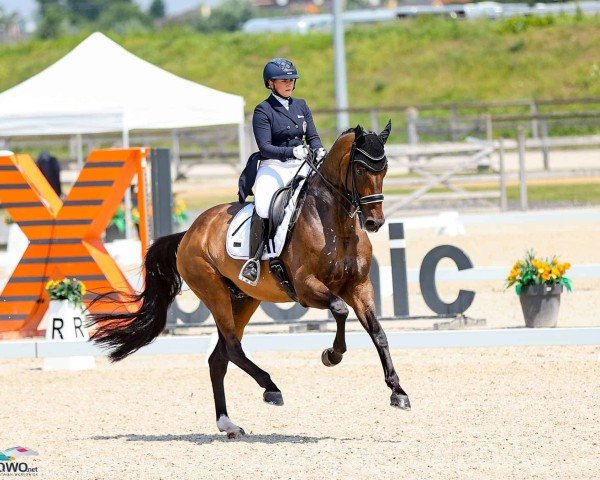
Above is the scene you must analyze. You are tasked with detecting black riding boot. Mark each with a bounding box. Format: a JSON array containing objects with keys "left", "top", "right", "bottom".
[{"left": 238, "top": 212, "right": 269, "bottom": 286}]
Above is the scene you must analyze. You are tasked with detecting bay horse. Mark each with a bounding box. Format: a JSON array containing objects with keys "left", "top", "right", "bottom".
[{"left": 89, "top": 122, "right": 411, "bottom": 438}]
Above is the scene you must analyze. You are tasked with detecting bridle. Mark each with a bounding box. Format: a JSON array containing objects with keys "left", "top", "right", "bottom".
[{"left": 305, "top": 131, "right": 387, "bottom": 228}]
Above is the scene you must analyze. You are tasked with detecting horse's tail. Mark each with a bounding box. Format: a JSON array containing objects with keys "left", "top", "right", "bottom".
[{"left": 88, "top": 231, "right": 186, "bottom": 362}]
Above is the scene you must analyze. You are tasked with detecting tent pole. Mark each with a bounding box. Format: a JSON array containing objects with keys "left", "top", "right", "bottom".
[
  {"left": 76, "top": 134, "right": 83, "bottom": 169},
  {"left": 122, "top": 129, "right": 133, "bottom": 240},
  {"left": 238, "top": 121, "right": 246, "bottom": 169},
  {"left": 171, "top": 129, "right": 180, "bottom": 180}
]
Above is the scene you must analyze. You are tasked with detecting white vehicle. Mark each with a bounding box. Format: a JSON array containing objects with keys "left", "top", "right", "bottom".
[
  {"left": 463, "top": 2, "right": 504, "bottom": 19},
  {"left": 242, "top": 8, "right": 396, "bottom": 34},
  {"left": 243, "top": 14, "right": 330, "bottom": 34}
]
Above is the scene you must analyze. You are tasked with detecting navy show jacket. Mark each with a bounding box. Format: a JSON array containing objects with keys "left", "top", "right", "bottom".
[
  {"left": 238, "top": 94, "right": 323, "bottom": 202},
  {"left": 253, "top": 94, "right": 323, "bottom": 161}
]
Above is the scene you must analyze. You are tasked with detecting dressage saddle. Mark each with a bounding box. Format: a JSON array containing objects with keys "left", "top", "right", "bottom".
[{"left": 267, "top": 174, "right": 305, "bottom": 239}]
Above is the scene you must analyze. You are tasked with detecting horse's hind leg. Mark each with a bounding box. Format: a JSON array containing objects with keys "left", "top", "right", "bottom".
[
  {"left": 191, "top": 276, "right": 283, "bottom": 415},
  {"left": 226, "top": 295, "right": 284, "bottom": 406},
  {"left": 206, "top": 295, "right": 274, "bottom": 438},
  {"left": 208, "top": 330, "right": 245, "bottom": 438},
  {"left": 227, "top": 293, "right": 283, "bottom": 406},
  {"left": 296, "top": 276, "right": 348, "bottom": 366}
]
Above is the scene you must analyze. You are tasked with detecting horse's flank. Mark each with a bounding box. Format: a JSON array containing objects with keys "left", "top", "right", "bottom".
[{"left": 177, "top": 202, "right": 292, "bottom": 303}]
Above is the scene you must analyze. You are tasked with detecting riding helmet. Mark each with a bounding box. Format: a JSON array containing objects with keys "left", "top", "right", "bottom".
[{"left": 263, "top": 58, "right": 299, "bottom": 88}]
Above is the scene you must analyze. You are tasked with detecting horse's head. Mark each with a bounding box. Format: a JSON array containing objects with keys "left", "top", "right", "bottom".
[
  {"left": 321, "top": 121, "right": 390, "bottom": 232},
  {"left": 348, "top": 122, "right": 390, "bottom": 232}
]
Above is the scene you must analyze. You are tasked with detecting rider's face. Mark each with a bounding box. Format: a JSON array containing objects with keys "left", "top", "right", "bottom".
[{"left": 270, "top": 78, "right": 295, "bottom": 98}]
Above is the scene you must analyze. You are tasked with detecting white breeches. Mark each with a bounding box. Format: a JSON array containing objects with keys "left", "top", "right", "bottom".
[{"left": 254, "top": 160, "right": 310, "bottom": 219}]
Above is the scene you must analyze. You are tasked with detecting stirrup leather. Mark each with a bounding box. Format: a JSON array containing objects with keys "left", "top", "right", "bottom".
[{"left": 238, "top": 211, "right": 268, "bottom": 286}]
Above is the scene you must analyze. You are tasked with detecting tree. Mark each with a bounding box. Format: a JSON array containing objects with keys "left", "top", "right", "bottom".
[
  {"left": 36, "top": 3, "right": 67, "bottom": 39},
  {"left": 37, "top": 0, "right": 62, "bottom": 16},
  {"left": 196, "top": 0, "right": 255, "bottom": 32},
  {"left": 35, "top": 0, "right": 149, "bottom": 36},
  {"left": 61, "top": 0, "right": 140, "bottom": 24},
  {"left": 66, "top": 0, "right": 115, "bottom": 23},
  {"left": 97, "top": 3, "right": 148, "bottom": 34},
  {"left": 0, "top": 7, "right": 6, "bottom": 29},
  {"left": 149, "top": 0, "right": 166, "bottom": 20}
]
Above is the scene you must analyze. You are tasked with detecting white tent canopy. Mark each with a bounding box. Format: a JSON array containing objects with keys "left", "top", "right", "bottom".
[
  {"left": 0, "top": 32, "right": 246, "bottom": 240},
  {"left": 0, "top": 32, "right": 245, "bottom": 136}
]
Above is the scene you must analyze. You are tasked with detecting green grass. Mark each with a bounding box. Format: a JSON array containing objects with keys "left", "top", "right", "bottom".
[
  {"left": 0, "top": 15, "right": 598, "bottom": 141},
  {"left": 505, "top": 181, "right": 600, "bottom": 203},
  {"left": 174, "top": 180, "right": 600, "bottom": 211},
  {"left": 178, "top": 192, "right": 237, "bottom": 211},
  {"left": 383, "top": 181, "right": 600, "bottom": 204},
  {"left": 1, "top": 181, "right": 598, "bottom": 216}
]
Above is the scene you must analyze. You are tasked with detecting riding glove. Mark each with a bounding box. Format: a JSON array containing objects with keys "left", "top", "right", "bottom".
[
  {"left": 292, "top": 145, "right": 309, "bottom": 161},
  {"left": 316, "top": 148, "right": 327, "bottom": 162}
]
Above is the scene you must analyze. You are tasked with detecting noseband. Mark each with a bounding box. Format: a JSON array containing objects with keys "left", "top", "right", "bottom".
[
  {"left": 347, "top": 139, "right": 387, "bottom": 218},
  {"left": 306, "top": 132, "right": 387, "bottom": 227}
]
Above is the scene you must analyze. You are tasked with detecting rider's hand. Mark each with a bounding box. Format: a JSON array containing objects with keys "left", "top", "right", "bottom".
[
  {"left": 316, "top": 148, "right": 327, "bottom": 162},
  {"left": 292, "top": 145, "right": 308, "bottom": 161}
]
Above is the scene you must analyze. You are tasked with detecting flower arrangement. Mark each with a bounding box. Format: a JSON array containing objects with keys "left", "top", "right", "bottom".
[
  {"left": 506, "top": 250, "right": 572, "bottom": 295},
  {"left": 45, "top": 278, "right": 87, "bottom": 309},
  {"left": 109, "top": 198, "right": 188, "bottom": 232},
  {"left": 173, "top": 197, "right": 188, "bottom": 226},
  {"left": 109, "top": 204, "right": 140, "bottom": 234}
]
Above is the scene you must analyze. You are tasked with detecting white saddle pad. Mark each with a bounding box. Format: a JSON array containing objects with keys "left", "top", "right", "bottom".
[{"left": 226, "top": 179, "right": 305, "bottom": 260}]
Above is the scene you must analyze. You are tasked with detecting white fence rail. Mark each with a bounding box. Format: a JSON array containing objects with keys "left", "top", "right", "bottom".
[{"left": 1, "top": 328, "right": 599, "bottom": 359}]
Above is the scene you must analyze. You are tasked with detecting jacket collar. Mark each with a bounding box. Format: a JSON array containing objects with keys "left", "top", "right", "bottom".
[
  {"left": 272, "top": 92, "right": 290, "bottom": 108},
  {"left": 267, "top": 94, "right": 298, "bottom": 124}
]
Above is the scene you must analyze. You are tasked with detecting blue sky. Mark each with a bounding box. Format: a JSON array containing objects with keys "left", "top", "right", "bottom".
[{"left": 0, "top": 0, "right": 202, "bottom": 20}]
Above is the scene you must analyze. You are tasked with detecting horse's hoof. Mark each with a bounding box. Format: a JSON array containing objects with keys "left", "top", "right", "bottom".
[
  {"left": 321, "top": 348, "right": 343, "bottom": 367},
  {"left": 390, "top": 393, "right": 411, "bottom": 410},
  {"left": 227, "top": 427, "right": 245, "bottom": 439},
  {"left": 263, "top": 390, "right": 284, "bottom": 406},
  {"left": 217, "top": 415, "right": 245, "bottom": 438}
]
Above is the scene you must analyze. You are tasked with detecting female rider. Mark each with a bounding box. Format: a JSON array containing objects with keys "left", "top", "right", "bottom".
[{"left": 239, "top": 58, "right": 326, "bottom": 286}]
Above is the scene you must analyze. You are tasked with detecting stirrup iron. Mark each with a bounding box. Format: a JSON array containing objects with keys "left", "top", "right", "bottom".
[{"left": 239, "top": 258, "right": 261, "bottom": 286}]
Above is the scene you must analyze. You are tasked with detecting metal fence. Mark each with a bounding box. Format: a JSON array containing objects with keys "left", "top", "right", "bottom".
[
  {"left": 312, "top": 97, "right": 600, "bottom": 145},
  {"left": 2, "top": 97, "right": 599, "bottom": 174}
]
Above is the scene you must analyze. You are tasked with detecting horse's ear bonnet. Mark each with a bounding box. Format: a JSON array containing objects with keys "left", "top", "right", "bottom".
[
  {"left": 352, "top": 123, "right": 389, "bottom": 172},
  {"left": 379, "top": 120, "right": 392, "bottom": 145}
]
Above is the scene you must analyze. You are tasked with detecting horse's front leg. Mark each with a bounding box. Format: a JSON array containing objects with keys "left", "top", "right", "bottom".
[
  {"left": 344, "top": 282, "right": 411, "bottom": 410},
  {"left": 296, "top": 275, "right": 348, "bottom": 366}
]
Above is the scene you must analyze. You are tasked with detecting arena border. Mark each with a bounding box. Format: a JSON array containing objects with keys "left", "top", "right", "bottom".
[{"left": 0, "top": 328, "right": 599, "bottom": 359}]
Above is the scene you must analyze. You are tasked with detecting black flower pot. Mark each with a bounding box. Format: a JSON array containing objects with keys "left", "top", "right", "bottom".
[{"left": 519, "top": 284, "right": 563, "bottom": 328}]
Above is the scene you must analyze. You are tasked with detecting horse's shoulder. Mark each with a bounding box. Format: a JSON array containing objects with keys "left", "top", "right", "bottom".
[{"left": 357, "top": 229, "right": 373, "bottom": 253}]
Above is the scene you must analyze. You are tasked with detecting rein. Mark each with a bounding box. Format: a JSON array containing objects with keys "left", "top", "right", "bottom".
[
  {"left": 305, "top": 133, "right": 387, "bottom": 226},
  {"left": 304, "top": 151, "right": 358, "bottom": 218}
]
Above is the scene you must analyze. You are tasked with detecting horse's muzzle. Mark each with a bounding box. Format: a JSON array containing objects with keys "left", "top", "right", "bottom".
[{"left": 364, "top": 216, "right": 385, "bottom": 232}]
